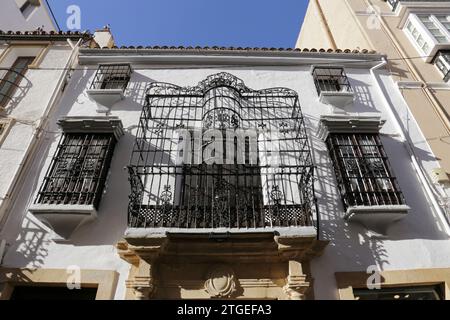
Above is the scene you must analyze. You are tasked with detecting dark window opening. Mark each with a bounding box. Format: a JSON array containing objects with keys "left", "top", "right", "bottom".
[
  {"left": 0, "top": 56, "right": 34, "bottom": 107},
  {"left": 20, "top": 1, "right": 31, "bottom": 13},
  {"left": 326, "top": 133, "right": 405, "bottom": 209},
  {"left": 35, "top": 133, "right": 117, "bottom": 209},
  {"left": 354, "top": 285, "right": 443, "bottom": 300}
]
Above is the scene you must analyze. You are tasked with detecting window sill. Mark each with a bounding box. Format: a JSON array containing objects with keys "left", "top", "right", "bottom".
[
  {"left": 29, "top": 204, "right": 97, "bottom": 239},
  {"left": 86, "top": 88, "right": 125, "bottom": 112},
  {"left": 345, "top": 204, "right": 410, "bottom": 233},
  {"left": 319, "top": 91, "right": 354, "bottom": 108}
]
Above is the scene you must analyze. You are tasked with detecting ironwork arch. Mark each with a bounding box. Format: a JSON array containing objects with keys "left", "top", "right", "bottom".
[{"left": 128, "top": 72, "right": 317, "bottom": 229}]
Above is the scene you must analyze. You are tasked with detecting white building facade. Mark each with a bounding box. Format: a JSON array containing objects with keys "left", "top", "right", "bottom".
[
  {"left": 0, "top": 0, "right": 57, "bottom": 32},
  {"left": 1, "top": 44, "right": 450, "bottom": 300}
]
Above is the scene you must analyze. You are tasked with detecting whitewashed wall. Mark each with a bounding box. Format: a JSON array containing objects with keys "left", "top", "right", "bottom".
[
  {"left": 0, "top": 0, "right": 56, "bottom": 31},
  {"left": 0, "top": 44, "right": 74, "bottom": 219},
  {"left": 1, "top": 59, "right": 449, "bottom": 299}
]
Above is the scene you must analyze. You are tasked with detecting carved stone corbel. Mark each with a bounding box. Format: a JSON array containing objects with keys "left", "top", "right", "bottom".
[
  {"left": 125, "top": 259, "right": 156, "bottom": 300},
  {"left": 283, "top": 260, "right": 310, "bottom": 300},
  {"left": 117, "top": 237, "right": 167, "bottom": 300}
]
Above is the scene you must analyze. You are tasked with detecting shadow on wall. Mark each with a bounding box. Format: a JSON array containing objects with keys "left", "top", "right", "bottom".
[
  {"left": 2, "top": 215, "right": 50, "bottom": 271},
  {"left": 387, "top": 60, "right": 409, "bottom": 81},
  {"left": 106, "top": 72, "right": 156, "bottom": 114},
  {"left": 350, "top": 78, "right": 377, "bottom": 113},
  {"left": 69, "top": 72, "right": 158, "bottom": 245},
  {"left": 0, "top": 71, "right": 158, "bottom": 269},
  {"left": 1, "top": 76, "right": 32, "bottom": 115},
  {"left": 303, "top": 113, "right": 449, "bottom": 298}
]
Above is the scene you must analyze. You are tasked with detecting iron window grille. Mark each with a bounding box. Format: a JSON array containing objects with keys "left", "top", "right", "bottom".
[
  {"left": 312, "top": 66, "right": 353, "bottom": 96},
  {"left": 34, "top": 133, "right": 117, "bottom": 209},
  {"left": 326, "top": 133, "right": 406, "bottom": 209},
  {"left": 127, "top": 72, "right": 317, "bottom": 229},
  {"left": 0, "top": 57, "right": 34, "bottom": 107},
  {"left": 432, "top": 50, "right": 450, "bottom": 82},
  {"left": 89, "top": 64, "right": 132, "bottom": 91}
]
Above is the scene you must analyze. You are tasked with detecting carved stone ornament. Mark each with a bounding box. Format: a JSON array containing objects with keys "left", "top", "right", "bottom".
[{"left": 204, "top": 265, "right": 237, "bottom": 298}]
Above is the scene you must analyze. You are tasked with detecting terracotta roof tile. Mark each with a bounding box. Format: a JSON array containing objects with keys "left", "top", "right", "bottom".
[
  {"left": 95, "top": 45, "right": 376, "bottom": 54},
  {"left": 0, "top": 30, "right": 92, "bottom": 41},
  {"left": 0, "top": 31, "right": 377, "bottom": 54}
]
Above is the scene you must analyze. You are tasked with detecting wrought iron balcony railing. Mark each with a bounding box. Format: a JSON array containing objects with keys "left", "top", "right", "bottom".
[
  {"left": 0, "top": 67, "right": 28, "bottom": 107},
  {"left": 127, "top": 72, "right": 318, "bottom": 229}
]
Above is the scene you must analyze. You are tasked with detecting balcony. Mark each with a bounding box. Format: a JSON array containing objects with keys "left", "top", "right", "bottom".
[
  {"left": 119, "top": 73, "right": 329, "bottom": 300},
  {"left": 312, "top": 66, "right": 354, "bottom": 109},
  {"left": 0, "top": 67, "right": 28, "bottom": 110},
  {"left": 127, "top": 72, "right": 318, "bottom": 232},
  {"left": 127, "top": 168, "right": 314, "bottom": 230},
  {"left": 86, "top": 64, "right": 132, "bottom": 112},
  {"left": 433, "top": 50, "right": 450, "bottom": 82}
]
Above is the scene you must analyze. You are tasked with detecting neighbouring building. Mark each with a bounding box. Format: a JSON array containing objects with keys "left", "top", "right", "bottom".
[
  {"left": 1, "top": 38, "right": 450, "bottom": 299},
  {"left": 0, "top": 0, "right": 58, "bottom": 32},
  {"left": 297, "top": 0, "right": 450, "bottom": 198}
]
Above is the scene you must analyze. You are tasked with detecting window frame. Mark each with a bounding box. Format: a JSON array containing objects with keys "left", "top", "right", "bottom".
[
  {"left": 353, "top": 285, "right": 444, "bottom": 300},
  {"left": 312, "top": 66, "right": 353, "bottom": 97},
  {"left": 335, "top": 269, "right": 450, "bottom": 300},
  {"left": 404, "top": 13, "right": 450, "bottom": 59},
  {"left": 89, "top": 64, "right": 132, "bottom": 91},
  {"left": 326, "top": 133, "right": 406, "bottom": 209},
  {"left": 34, "top": 132, "right": 117, "bottom": 209},
  {"left": 432, "top": 50, "right": 450, "bottom": 82}
]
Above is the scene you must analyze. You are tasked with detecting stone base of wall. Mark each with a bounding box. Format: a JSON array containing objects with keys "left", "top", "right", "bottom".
[{"left": 117, "top": 231, "right": 328, "bottom": 300}]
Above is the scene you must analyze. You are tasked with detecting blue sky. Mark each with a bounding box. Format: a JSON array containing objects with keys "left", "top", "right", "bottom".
[{"left": 46, "top": 0, "right": 308, "bottom": 47}]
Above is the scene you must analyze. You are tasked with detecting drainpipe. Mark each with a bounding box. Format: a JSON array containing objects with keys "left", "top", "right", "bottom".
[
  {"left": 0, "top": 38, "right": 83, "bottom": 229},
  {"left": 371, "top": 57, "right": 450, "bottom": 234}
]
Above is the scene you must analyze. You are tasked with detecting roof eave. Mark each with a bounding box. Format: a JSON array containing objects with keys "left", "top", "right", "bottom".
[{"left": 78, "top": 48, "right": 386, "bottom": 68}]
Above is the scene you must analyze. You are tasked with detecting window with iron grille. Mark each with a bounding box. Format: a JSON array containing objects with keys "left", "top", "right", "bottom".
[
  {"left": 312, "top": 67, "right": 353, "bottom": 96},
  {"left": 127, "top": 72, "right": 317, "bottom": 229},
  {"left": 35, "top": 133, "right": 116, "bottom": 209},
  {"left": 326, "top": 133, "right": 405, "bottom": 209},
  {"left": 89, "top": 64, "right": 131, "bottom": 91}
]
